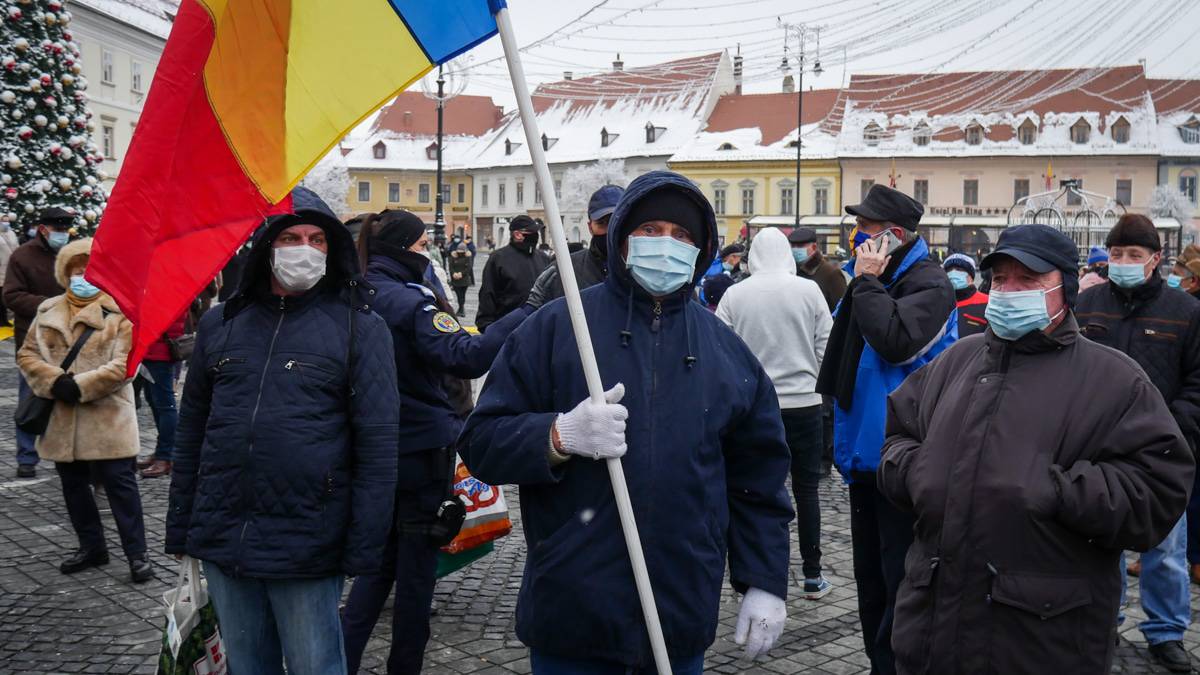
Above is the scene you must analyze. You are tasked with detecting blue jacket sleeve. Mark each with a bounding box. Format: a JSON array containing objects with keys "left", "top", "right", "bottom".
[
  {"left": 411, "top": 303, "right": 529, "bottom": 379},
  {"left": 165, "top": 311, "right": 217, "bottom": 554},
  {"left": 343, "top": 311, "right": 401, "bottom": 576},
  {"left": 459, "top": 324, "right": 564, "bottom": 487},
  {"left": 722, "top": 368, "right": 795, "bottom": 600}
]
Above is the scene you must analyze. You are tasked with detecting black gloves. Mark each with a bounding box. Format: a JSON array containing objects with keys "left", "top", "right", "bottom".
[{"left": 51, "top": 373, "right": 82, "bottom": 404}]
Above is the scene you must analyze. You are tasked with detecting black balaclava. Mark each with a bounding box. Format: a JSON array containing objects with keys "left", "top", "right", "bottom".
[
  {"left": 589, "top": 215, "right": 611, "bottom": 261},
  {"left": 372, "top": 210, "right": 429, "bottom": 277}
]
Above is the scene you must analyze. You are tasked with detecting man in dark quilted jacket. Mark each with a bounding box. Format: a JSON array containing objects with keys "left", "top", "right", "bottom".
[{"left": 165, "top": 187, "right": 400, "bottom": 675}]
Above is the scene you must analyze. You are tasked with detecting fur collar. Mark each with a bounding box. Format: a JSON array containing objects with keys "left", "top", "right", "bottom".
[{"left": 36, "top": 293, "right": 120, "bottom": 340}]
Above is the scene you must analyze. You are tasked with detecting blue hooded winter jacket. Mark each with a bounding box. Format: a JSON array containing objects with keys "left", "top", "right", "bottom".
[
  {"left": 830, "top": 239, "right": 957, "bottom": 476},
  {"left": 165, "top": 188, "right": 401, "bottom": 579},
  {"left": 460, "top": 171, "right": 794, "bottom": 666}
]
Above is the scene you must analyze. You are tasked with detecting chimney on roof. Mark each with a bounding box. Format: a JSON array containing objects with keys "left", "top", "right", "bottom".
[
  {"left": 564, "top": 71, "right": 573, "bottom": 81},
  {"left": 782, "top": 75, "right": 795, "bottom": 94},
  {"left": 613, "top": 53, "right": 623, "bottom": 72},
  {"left": 733, "top": 54, "right": 744, "bottom": 95}
]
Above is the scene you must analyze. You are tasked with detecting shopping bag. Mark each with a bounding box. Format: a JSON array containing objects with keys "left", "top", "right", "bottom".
[
  {"left": 157, "top": 557, "right": 227, "bottom": 675},
  {"left": 436, "top": 541, "right": 495, "bottom": 579},
  {"left": 440, "top": 457, "right": 512, "bottom": 554}
]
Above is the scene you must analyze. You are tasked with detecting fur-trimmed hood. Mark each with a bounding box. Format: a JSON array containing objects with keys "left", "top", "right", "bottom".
[{"left": 54, "top": 237, "right": 92, "bottom": 289}]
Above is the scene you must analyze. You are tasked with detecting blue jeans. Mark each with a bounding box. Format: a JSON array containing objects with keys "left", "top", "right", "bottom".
[
  {"left": 1138, "top": 515, "right": 1191, "bottom": 644},
  {"left": 142, "top": 360, "right": 179, "bottom": 461},
  {"left": 531, "top": 651, "right": 704, "bottom": 675},
  {"left": 16, "top": 373, "right": 37, "bottom": 466},
  {"left": 202, "top": 562, "right": 347, "bottom": 675},
  {"left": 1120, "top": 515, "right": 1191, "bottom": 644}
]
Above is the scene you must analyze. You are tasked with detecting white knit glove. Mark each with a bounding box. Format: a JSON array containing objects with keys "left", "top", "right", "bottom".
[
  {"left": 554, "top": 384, "right": 628, "bottom": 460},
  {"left": 735, "top": 587, "right": 786, "bottom": 660}
]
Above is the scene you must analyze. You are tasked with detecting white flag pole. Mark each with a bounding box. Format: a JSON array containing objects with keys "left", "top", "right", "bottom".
[{"left": 493, "top": 7, "right": 672, "bottom": 674}]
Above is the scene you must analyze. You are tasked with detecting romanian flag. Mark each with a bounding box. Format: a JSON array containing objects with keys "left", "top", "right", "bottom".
[
  {"left": 1044, "top": 159, "right": 1055, "bottom": 191},
  {"left": 89, "top": 0, "right": 504, "bottom": 374}
]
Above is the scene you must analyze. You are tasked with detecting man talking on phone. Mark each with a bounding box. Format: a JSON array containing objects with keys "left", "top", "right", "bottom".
[{"left": 816, "top": 184, "right": 957, "bottom": 675}]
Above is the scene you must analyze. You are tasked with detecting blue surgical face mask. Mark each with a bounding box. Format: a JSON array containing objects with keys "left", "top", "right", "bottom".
[
  {"left": 721, "top": 262, "right": 734, "bottom": 273},
  {"left": 985, "top": 284, "right": 1064, "bottom": 340},
  {"left": 1108, "top": 262, "right": 1148, "bottom": 288},
  {"left": 47, "top": 230, "right": 70, "bottom": 250},
  {"left": 947, "top": 269, "right": 971, "bottom": 291},
  {"left": 625, "top": 236, "right": 700, "bottom": 296},
  {"left": 26, "top": 228, "right": 36, "bottom": 239},
  {"left": 792, "top": 247, "right": 810, "bottom": 264},
  {"left": 69, "top": 274, "right": 101, "bottom": 299},
  {"left": 1168, "top": 273, "right": 1183, "bottom": 289}
]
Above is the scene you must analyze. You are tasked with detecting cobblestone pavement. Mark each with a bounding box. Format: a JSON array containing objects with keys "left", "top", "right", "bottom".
[{"left": 1, "top": 253, "right": 1199, "bottom": 673}]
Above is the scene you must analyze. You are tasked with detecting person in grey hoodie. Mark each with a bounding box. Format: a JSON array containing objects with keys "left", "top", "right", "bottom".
[{"left": 716, "top": 227, "right": 834, "bottom": 598}]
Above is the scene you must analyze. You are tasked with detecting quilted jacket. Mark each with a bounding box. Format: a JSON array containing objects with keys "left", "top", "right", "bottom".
[{"left": 165, "top": 189, "right": 400, "bottom": 579}]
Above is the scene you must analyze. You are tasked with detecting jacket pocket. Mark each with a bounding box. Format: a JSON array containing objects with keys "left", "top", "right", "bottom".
[
  {"left": 893, "top": 551, "right": 938, "bottom": 672},
  {"left": 988, "top": 572, "right": 1091, "bottom": 674},
  {"left": 284, "top": 358, "right": 341, "bottom": 389}
]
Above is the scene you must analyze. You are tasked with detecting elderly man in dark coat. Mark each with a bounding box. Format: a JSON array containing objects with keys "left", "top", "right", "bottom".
[{"left": 878, "top": 224, "right": 1193, "bottom": 675}]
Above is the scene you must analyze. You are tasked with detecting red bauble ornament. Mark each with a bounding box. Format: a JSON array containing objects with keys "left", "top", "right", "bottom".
[
  {"left": 48, "top": 0, "right": 63, "bottom": 10},
  {"left": 4, "top": 188, "right": 16, "bottom": 200},
  {"left": 39, "top": 74, "right": 51, "bottom": 86},
  {"left": 8, "top": 8, "right": 22, "bottom": 20}
]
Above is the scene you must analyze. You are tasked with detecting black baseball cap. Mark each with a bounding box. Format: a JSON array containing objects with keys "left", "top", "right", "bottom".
[
  {"left": 788, "top": 227, "right": 817, "bottom": 245},
  {"left": 980, "top": 224, "right": 1078, "bottom": 275},
  {"left": 845, "top": 184, "right": 924, "bottom": 231}
]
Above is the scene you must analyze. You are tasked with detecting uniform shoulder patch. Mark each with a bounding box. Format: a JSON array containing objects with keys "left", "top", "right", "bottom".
[{"left": 433, "top": 312, "right": 462, "bottom": 333}]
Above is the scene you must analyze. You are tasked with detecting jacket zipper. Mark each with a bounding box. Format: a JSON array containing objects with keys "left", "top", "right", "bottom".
[{"left": 235, "top": 297, "right": 288, "bottom": 576}]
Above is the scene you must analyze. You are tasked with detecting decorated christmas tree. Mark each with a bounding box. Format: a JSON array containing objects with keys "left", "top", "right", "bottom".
[{"left": 1, "top": 0, "right": 108, "bottom": 236}]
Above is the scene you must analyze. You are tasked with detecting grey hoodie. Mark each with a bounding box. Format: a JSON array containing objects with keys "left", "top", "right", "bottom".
[{"left": 716, "top": 228, "right": 832, "bottom": 409}]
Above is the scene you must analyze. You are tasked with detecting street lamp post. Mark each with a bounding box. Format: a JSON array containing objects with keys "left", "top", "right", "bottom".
[
  {"left": 434, "top": 66, "right": 446, "bottom": 248},
  {"left": 421, "top": 60, "right": 469, "bottom": 248},
  {"left": 779, "top": 22, "right": 823, "bottom": 227}
]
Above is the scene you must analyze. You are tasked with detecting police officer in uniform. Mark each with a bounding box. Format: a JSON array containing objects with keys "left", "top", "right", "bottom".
[{"left": 340, "top": 209, "right": 531, "bottom": 674}]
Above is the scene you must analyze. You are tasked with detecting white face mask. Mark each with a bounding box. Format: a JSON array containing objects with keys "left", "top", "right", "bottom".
[{"left": 271, "top": 245, "right": 327, "bottom": 293}]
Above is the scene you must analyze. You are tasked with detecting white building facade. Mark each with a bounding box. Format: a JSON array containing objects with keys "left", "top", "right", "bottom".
[{"left": 70, "top": 0, "right": 175, "bottom": 186}]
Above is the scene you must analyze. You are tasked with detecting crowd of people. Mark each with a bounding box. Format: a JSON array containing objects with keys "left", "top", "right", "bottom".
[{"left": 5, "top": 172, "right": 1199, "bottom": 675}]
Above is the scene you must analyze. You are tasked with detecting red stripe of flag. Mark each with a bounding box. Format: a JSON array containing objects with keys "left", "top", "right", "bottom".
[{"left": 88, "top": 0, "right": 291, "bottom": 376}]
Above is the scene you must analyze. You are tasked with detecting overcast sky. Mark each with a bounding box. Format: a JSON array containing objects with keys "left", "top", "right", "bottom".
[{"left": 425, "top": 0, "right": 1200, "bottom": 110}]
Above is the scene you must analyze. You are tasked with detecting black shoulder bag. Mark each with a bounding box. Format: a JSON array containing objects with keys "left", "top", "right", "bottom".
[{"left": 15, "top": 327, "right": 97, "bottom": 435}]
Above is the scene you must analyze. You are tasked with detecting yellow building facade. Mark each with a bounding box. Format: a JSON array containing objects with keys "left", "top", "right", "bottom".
[
  {"left": 345, "top": 170, "right": 475, "bottom": 237},
  {"left": 668, "top": 159, "right": 843, "bottom": 246}
]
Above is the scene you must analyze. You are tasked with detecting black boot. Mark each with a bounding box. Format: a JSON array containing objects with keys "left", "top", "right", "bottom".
[
  {"left": 1149, "top": 640, "right": 1192, "bottom": 673},
  {"left": 60, "top": 548, "right": 109, "bottom": 574},
  {"left": 129, "top": 556, "right": 155, "bottom": 584}
]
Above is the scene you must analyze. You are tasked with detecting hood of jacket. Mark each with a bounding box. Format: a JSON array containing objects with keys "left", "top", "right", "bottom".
[
  {"left": 604, "top": 171, "right": 718, "bottom": 297},
  {"left": 224, "top": 187, "right": 360, "bottom": 318},
  {"left": 55, "top": 237, "right": 93, "bottom": 288},
  {"left": 747, "top": 228, "right": 795, "bottom": 276}
]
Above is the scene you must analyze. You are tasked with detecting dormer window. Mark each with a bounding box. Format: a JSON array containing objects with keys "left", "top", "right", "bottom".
[
  {"left": 425, "top": 142, "right": 438, "bottom": 161},
  {"left": 964, "top": 121, "right": 983, "bottom": 146},
  {"left": 1111, "top": 116, "right": 1131, "bottom": 144},
  {"left": 505, "top": 139, "right": 522, "bottom": 156},
  {"left": 645, "top": 122, "right": 666, "bottom": 143},
  {"left": 1179, "top": 117, "right": 1200, "bottom": 144},
  {"left": 1018, "top": 118, "right": 1037, "bottom": 145},
  {"left": 863, "top": 122, "right": 882, "bottom": 147},
  {"left": 718, "top": 142, "right": 736, "bottom": 151},
  {"left": 913, "top": 121, "right": 931, "bottom": 147},
  {"left": 541, "top": 133, "right": 558, "bottom": 151},
  {"left": 601, "top": 127, "right": 620, "bottom": 148},
  {"left": 372, "top": 141, "right": 386, "bottom": 159},
  {"left": 1071, "top": 118, "right": 1091, "bottom": 144}
]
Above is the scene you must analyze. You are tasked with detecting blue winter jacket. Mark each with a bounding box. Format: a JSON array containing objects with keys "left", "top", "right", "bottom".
[
  {"left": 165, "top": 196, "right": 400, "bottom": 579},
  {"left": 365, "top": 253, "right": 527, "bottom": 509},
  {"left": 460, "top": 171, "right": 794, "bottom": 666},
  {"left": 829, "top": 238, "right": 957, "bottom": 476}
]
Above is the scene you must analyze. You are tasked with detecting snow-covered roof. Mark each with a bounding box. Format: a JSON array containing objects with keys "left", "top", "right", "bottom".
[
  {"left": 670, "top": 90, "right": 841, "bottom": 162},
  {"left": 343, "top": 132, "right": 481, "bottom": 172},
  {"left": 72, "top": 0, "right": 178, "bottom": 40},
  {"left": 1149, "top": 79, "right": 1200, "bottom": 158},
  {"left": 833, "top": 66, "right": 1160, "bottom": 158},
  {"left": 464, "top": 52, "right": 733, "bottom": 170}
]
